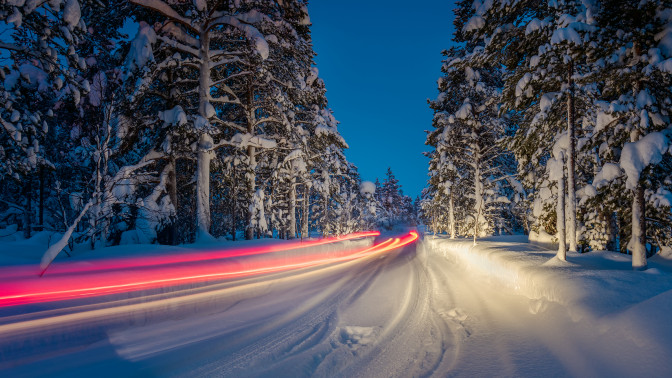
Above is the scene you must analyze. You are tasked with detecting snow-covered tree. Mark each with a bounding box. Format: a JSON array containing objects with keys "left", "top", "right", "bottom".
[
  {"left": 126, "top": 0, "right": 275, "bottom": 240},
  {"left": 581, "top": 0, "right": 672, "bottom": 269},
  {"left": 456, "top": 0, "right": 601, "bottom": 254},
  {"left": 0, "top": 0, "right": 92, "bottom": 238},
  {"left": 426, "top": 44, "right": 518, "bottom": 244}
]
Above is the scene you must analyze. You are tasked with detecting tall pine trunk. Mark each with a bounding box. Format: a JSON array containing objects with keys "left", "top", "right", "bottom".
[
  {"left": 245, "top": 80, "right": 256, "bottom": 240},
  {"left": 473, "top": 148, "right": 483, "bottom": 246},
  {"left": 566, "top": 61, "right": 578, "bottom": 252},
  {"left": 23, "top": 177, "right": 32, "bottom": 239},
  {"left": 631, "top": 182, "right": 647, "bottom": 270},
  {"left": 196, "top": 31, "right": 212, "bottom": 238},
  {"left": 231, "top": 162, "right": 238, "bottom": 241},
  {"left": 449, "top": 190, "right": 456, "bottom": 239},
  {"left": 302, "top": 185, "right": 309, "bottom": 239},
  {"left": 323, "top": 196, "right": 329, "bottom": 236},
  {"left": 37, "top": 166, "right": 44, "bottom": 232},
  {"left": 167, "top": 157, "right": 178, "bottom": 245},
  {"left": 196, "top": 133, "right": 213, "bottom": 237},
  {"left": 289, "top": 176, "right": 297, "bottom": 239},
  {"left": 557, "top": 161, "right": 567, "bottom": 261}
]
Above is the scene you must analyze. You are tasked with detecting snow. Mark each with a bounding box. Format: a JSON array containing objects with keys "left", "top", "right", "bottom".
[
  {"left": 124, "top": 22, "right": 157, "bottom": 76},
  {"left": 455, "top": 101, "right": 473, "bottom": 119},
  {"left": 221, "top": 12, "right": 269, "bottom": 60},
  {"left": 230, "top": 133, "right": 277, "bottom": 149},
  {"left": 5, "top": 64, "right": 50, "bottom": 92},
  {"left": 306, "top": 67, "right": 319, "bottom": 86},
  {"left": 619, "top": 131, "right": 670, "bottom": 190},
  {"left": 426, "top": 235, "right": 672, "bottom": 376},
  {"left": 63, "top": 0, "right": 81, "bottom": 30},
  {"left": 552, "top": 131, "right": 569, "bottom": 160},
  {"left": 463, "top": 16, "right": 485, "bottom": 32},
  {"left": 636, "top": 89, "right": 654, "bottom": 109},
  {"left": 10, "top": 110, "right": 20, "bottom": 123},
  {"left": 595, "top": 110, "right": 617, "bottom": 133},
  {"left": 7, "top": 7, "right": 22, "bottom": 27},
  {"left": 551, "top": 27, "right": 582, "bottom": 46},
  {"left": 592, "top": 162, "right": 622, "bottom": 188},
  {"left": 655, "top": 21, "right": 672, "bottom": 57},
  {"left": 158, "top": 106, "right": 187, "bottom": 126},
  {"left": 529, "top": 229, "right": 557, "bottom": 249},
  {"left": 4, "top": 234, "right": 672, "bottom": 376},
  {"left": 515, "top": 73, "right": 531, "bottom": 98},
  {"left": 299, "top": 3, "right": 311, "bottom": 25},
  {"left": 359, "top": 181, "right": 375, "bottom": 196},
  {"left": 539, "top": 92, "right": 557, "bottom": 114},
  {"left": 193, "top": 0, "right": 206, "bottom": 12},
  {"left": 651, "top": 188, "right": 672, "bottom": 208},
  {"left": 201, "top": 102, "right": 214, "bottom": 118},
  {"left": 525, "top": 18, "right": 549, "bottom": 35}
]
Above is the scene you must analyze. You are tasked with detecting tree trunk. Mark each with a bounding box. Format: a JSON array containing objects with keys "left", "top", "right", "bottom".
[
  {"left": 557, "top": 163, "right": 567, "bottom": 261},
  {"left": 37, "top": 166, "right": 44, "bottom": 232},
  {"left": 323, "top": 196, "right": 329, "bottom": 236},
  {"left": 449, "top": 191, "right": 456, "bottom": 239},
  {"left": 196, "top": 133, "right": 213, "bottom": 237},
  {"left": 289, "top": 176, "right": 297, "bottom": 239},
  {"left": 301, "top": 184, "right": 309, "bottom": 239},
  {"left": 567, "top": 61, "right": 578, "bottom": 252},
  {"left": 23, "top": 176, "right": 32, "bottom": 239},
  {"left": 245, "top": 77, "right": 256, "bottom": 240},
  {"left": 231, "top": 163, "right": 238, "bottom": 241},
  {"left": 473, "top": 148, "right": 483, "bottom": 245},
  {"left": 631, "top": 182, "right": 647, "bottom": 270},
  {"left": 167, "top": 157, "right": 178, "bottom": 245},
  {"left": 196, "top": 31, "right": 212, "bottom": 239}
]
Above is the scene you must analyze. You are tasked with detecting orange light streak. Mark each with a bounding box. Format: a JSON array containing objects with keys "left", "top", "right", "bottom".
[{"left": 0, "top": 231, "right": 418, "bottom": 308}]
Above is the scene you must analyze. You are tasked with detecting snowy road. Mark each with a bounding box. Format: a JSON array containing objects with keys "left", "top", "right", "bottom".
[{"left": 2, "top": 236, "right": 667, "bottom": 377}]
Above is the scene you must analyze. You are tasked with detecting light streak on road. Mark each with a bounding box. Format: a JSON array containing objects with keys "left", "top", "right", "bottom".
[
  {"left": 0, "top": 231, "right": 418, "bottom": 308},
  {"left": 0, "top": 231, "right": 381, "bottom": 280}
]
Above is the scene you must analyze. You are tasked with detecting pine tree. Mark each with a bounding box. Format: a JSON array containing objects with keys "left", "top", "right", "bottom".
[
  {"left": 127, "top": 0, "right": 276, "bottom": 240},
  {"left": 583, "top": 0, "right": 672, "bottom": 269},
  {"left": 426, "top": 43, "right": 517, "bottom": 244},
  {"left": 457, "top": 0, "right": 600, "bottom": 254},
  {"left": 0, "top": 0, "right": 91, "bottom": 239}
]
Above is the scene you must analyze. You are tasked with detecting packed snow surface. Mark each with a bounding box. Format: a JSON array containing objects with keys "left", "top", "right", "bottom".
[{"left": 1, "top": 234, "right": 672, "bottom": 376}]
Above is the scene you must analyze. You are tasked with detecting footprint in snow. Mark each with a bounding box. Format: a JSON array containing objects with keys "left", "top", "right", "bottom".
[
  {"left": 446, "top": 308, "right": 468, "bottom": 322},
  {"left": 439, "top": 308, "right": 471, "bottom": 338},
  {"left": 336, "top": 326, "right": 379, "bottom": 352}
]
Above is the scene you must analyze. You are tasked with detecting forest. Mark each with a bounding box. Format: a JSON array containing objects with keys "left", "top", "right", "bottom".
[
  {"left": 0, "top": 0, "right": 415, "bottom": 270},
  {"left": 422, "top": 0, "right": 672, "bottom": 269}
]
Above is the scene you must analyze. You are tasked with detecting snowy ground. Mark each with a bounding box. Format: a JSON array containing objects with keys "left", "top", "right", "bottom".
[{"left": 1, "top": 233, "right": 672, "bottom": 377}]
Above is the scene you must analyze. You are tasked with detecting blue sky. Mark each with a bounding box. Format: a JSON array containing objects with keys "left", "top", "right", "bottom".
[{"left": 307, "top": 1, "right": 457, "bottom": 198}]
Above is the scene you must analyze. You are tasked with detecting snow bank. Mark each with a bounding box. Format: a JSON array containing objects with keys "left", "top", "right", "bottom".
[
  {"left": 425, "top": 236, "right": 672, "bottom": 325},
  {"left": 528, "top": 229, "right": 556, "bottom": 250}
]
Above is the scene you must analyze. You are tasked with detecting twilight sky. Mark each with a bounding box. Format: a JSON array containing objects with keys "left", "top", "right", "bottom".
[{"left": 307, "top": 1, "right": 457, "bottom": 198}]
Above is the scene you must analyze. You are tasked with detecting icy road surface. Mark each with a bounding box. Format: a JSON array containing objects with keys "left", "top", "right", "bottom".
[{"left": 2, "top": 235, "right": 669, "bottom": 377}]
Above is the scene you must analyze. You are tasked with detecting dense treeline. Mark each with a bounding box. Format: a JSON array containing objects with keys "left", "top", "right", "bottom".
[
  {"left": 0, "top": 0, "right": 415, "bottom": 269},
  {"left": 422, "top": 0, "right": 672, "bottom": 269}
]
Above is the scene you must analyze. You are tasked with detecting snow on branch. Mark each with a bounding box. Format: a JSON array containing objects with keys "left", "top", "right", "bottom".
[
  {"left": 38, "top": 150, "right": 164, "bottom": 276},
  {"left": 156, "top": 35, "right": 201, "bottom": 58},
  {"left": 209, "top": 13, "right": 269, "bottom": 60},
  {"left": 129, "top": 0, "right": 197, "bottom": 33}
]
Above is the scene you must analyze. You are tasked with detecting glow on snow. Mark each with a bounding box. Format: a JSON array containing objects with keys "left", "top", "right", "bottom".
[{"left": 0, "top": 231, "right": 418, "bottom": 308}]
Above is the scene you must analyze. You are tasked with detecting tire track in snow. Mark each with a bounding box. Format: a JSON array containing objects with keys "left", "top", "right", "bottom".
[
  {"left": 160, "top": 249, "right": 392, "bottom": 377},
  {"left": 325, "top": 243, "right": 461, "bottom": 378}
]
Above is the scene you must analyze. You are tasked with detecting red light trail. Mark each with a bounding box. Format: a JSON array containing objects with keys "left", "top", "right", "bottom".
[{"left": 0, "top": 231, "right": 418, "bottom": 308}]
